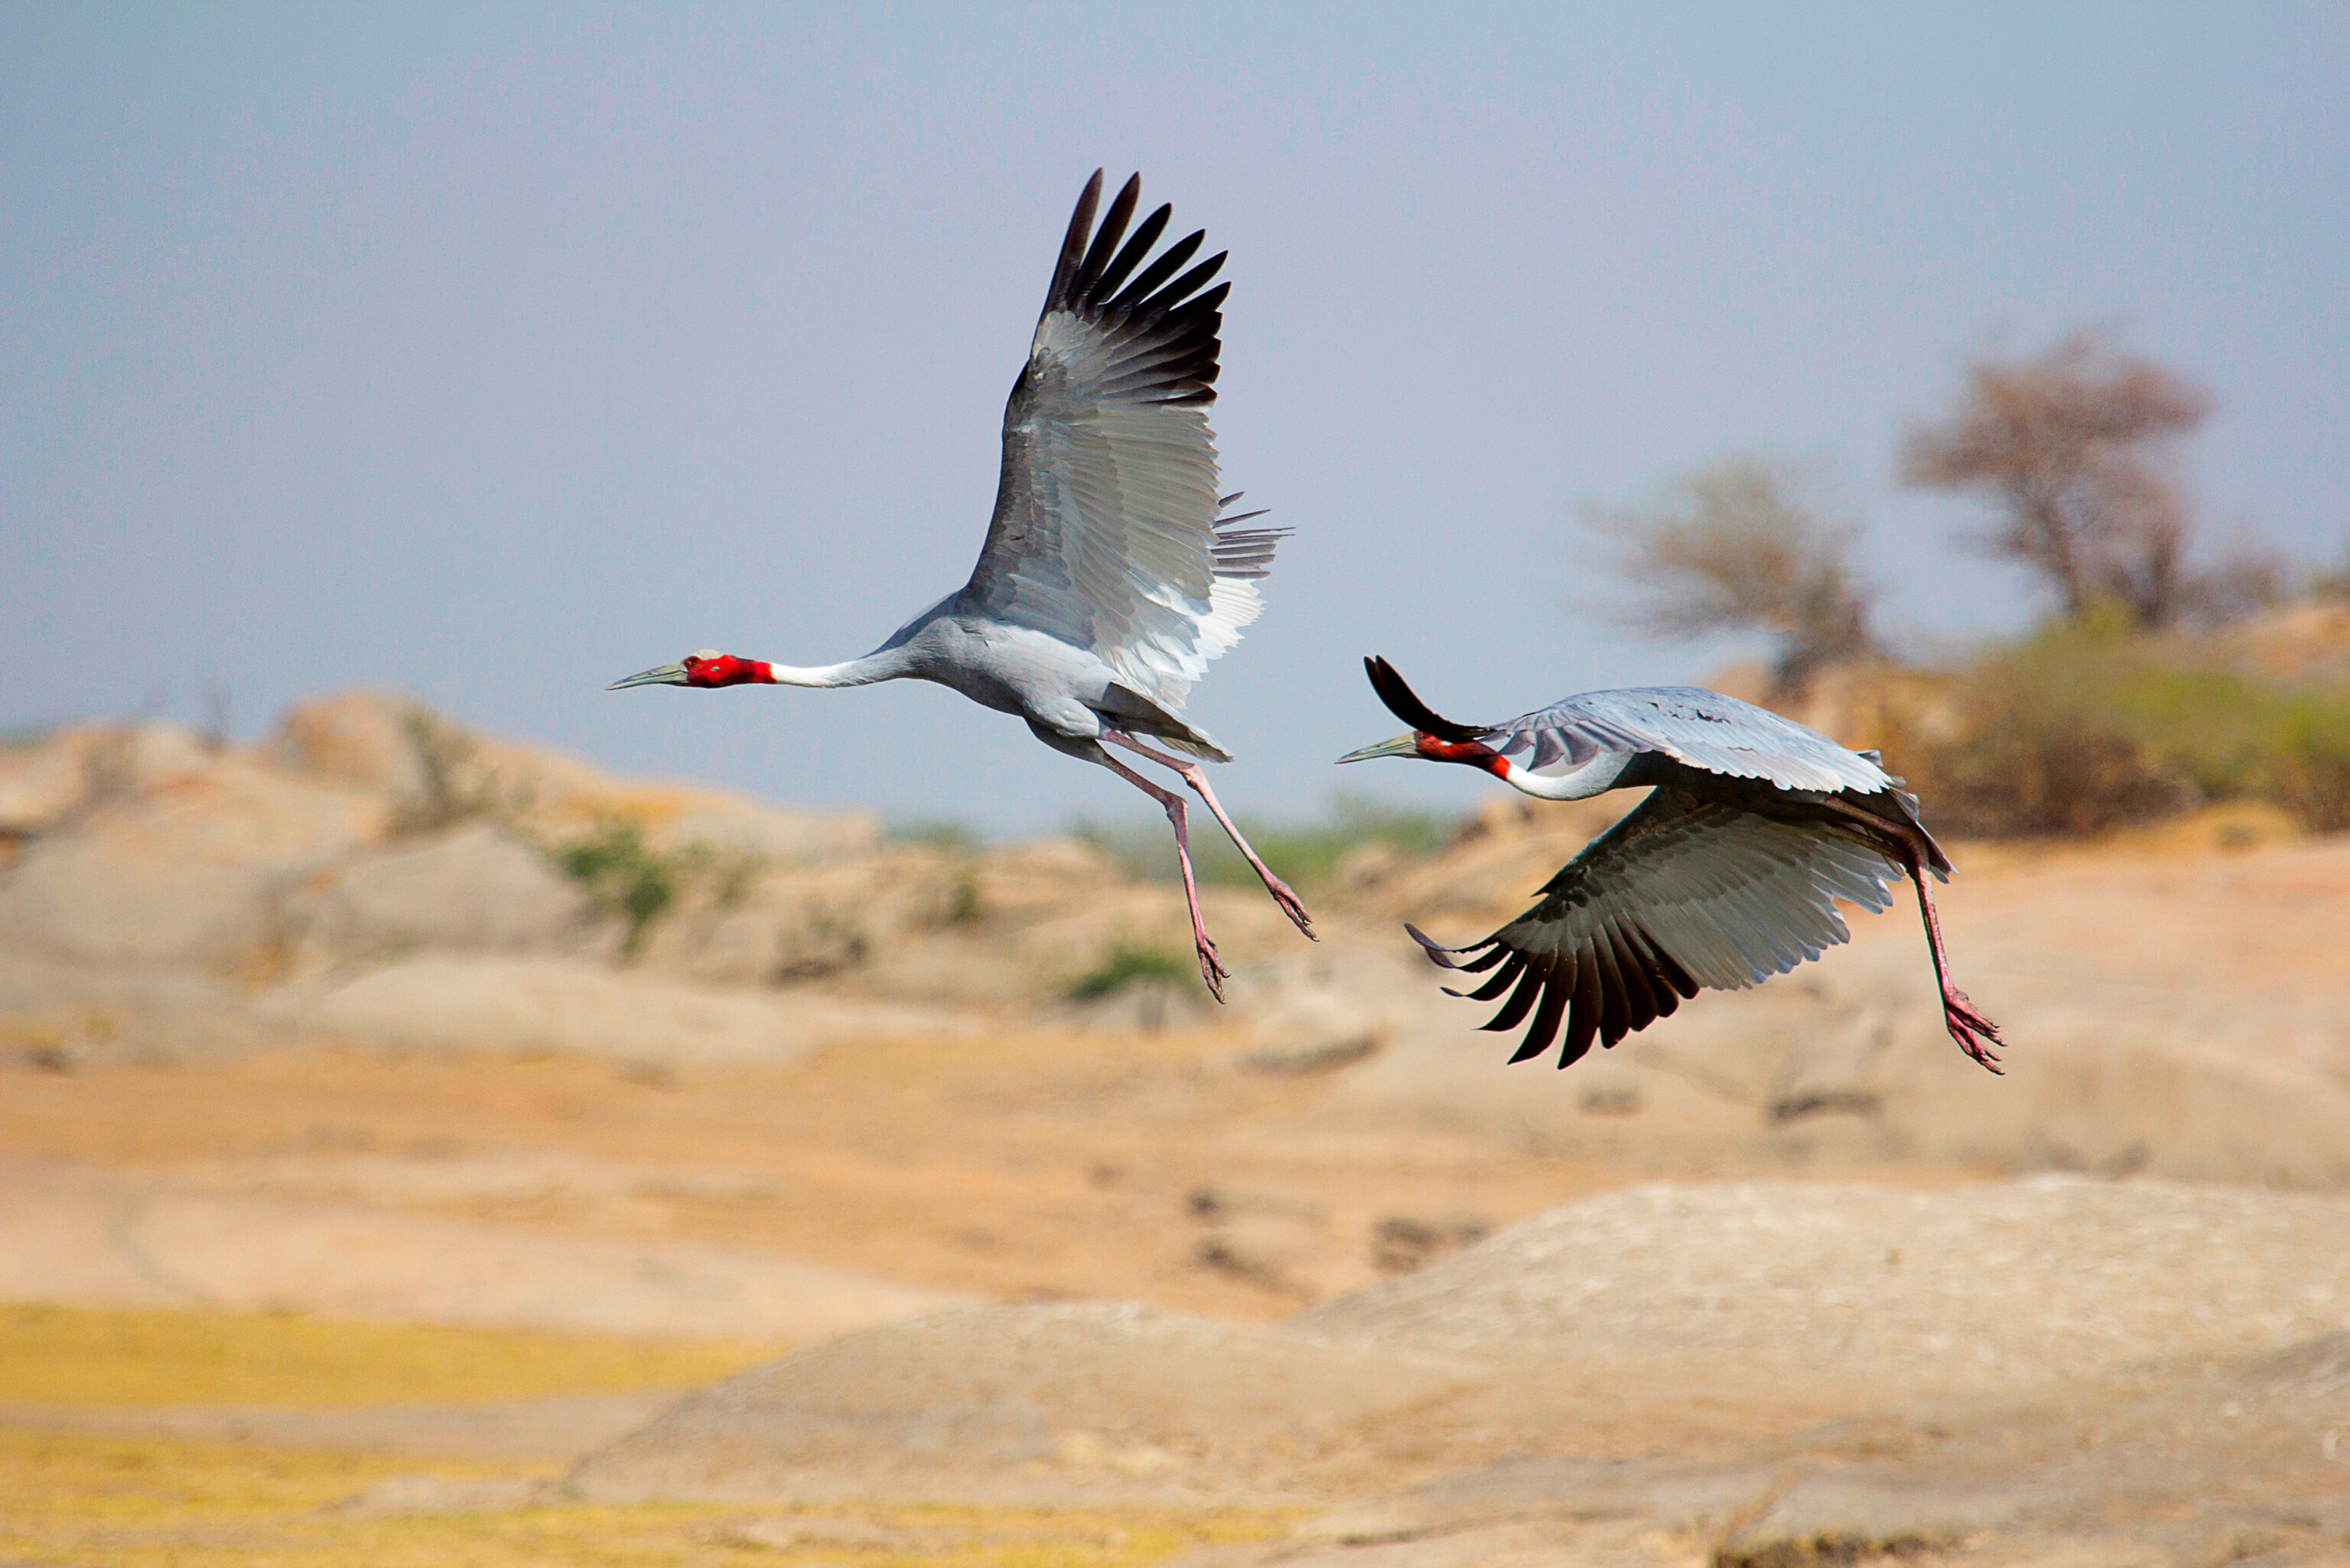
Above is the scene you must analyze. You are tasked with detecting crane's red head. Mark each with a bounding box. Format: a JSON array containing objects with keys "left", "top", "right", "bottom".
[
  {"left": 607, "top": 649, "right": 773, "bottom": 691},
  {"left": 1336, "top": 656, "right": 1505, "bottom": 772}
]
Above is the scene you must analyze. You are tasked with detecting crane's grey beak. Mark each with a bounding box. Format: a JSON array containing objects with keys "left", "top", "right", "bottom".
[
  {"left": 1337, "top": 733, "right": 1418, "bottom": 764},
  {"left": 608, "top": 662, "right": 692, "bottom": 691}
]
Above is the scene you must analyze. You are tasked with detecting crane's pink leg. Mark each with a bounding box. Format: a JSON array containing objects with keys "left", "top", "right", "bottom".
[
  {"left": 1895, "top": 846, "right": 2003, "bottom": 1074},
  {"left": 1102, "top": 732, "right": 1315, "bottom": 940},
  {"left": 1820, "top": 800, "right": 2002, "bottom": 1073},
  {"left": 1097, "top": 752, "right": 1229, "bottom": 1002}
]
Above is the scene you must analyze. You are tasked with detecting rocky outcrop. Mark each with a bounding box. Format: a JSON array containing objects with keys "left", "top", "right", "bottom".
[
  {"left": 0, "top": 1160, "right": 956, "bottom": 1339},
  {"left": 257, "top": 955, "right": 972, "bottom": 1065},
  {"left": 13, "top": 686, "right": 2350, "bottom": 1215},
  {"left": 288, "top": 823, "right": 602, "bottom": 965},
  {"left": 1285, "top": 1176, "right": 2350, "bottom": 1402},
  {"left": 568, "top": 1300, "right": 1471, "bottom": 1505},
  {"left": 0, "top": 722, "right": 387, "bottom": 972},
  {"left": 0, "top": 696, "right": 968, "bottom": 1058},
  {"left": 563, "top": 1177, "right": 2350, "bottom": 1561}
]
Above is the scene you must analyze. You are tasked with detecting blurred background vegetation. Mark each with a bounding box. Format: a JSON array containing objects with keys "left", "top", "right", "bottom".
[
  {"left": 1071, "top": 794, "right": 1459, "bottom": 893},
  {"left": 1580, "top": 325, "right": 2350, "bottom": 844}
]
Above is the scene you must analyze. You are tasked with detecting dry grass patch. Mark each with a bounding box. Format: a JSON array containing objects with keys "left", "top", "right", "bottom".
[
  {"left": 0, "top": 1309, "right": 1291, "bottom": 1567},
  {"left": 0, "top": 1428, "right": 1291, "bottom": 1568},
  {"left": 0, "top": 1303, "right": 783, "bottom": 1408}
]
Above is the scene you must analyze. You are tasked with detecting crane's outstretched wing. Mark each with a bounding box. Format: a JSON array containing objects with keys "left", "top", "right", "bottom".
[
  {"left": 962, "top": 171, "right": 1282, "bottom": 711},
  {"left": 1409, "top": 787, "right": 1904, "bottom": 1069}
]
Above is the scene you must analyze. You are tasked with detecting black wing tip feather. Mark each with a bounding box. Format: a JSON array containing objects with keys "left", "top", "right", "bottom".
[
  {"left": 1072, "top": 174, "right": 1143, "bottom": 298},
  {"left": 1364, "top": 657, "right": 1487, "bottom": 744},
  {"left": 1404, "top": 922, "right": 1468, "bottom": 969},
  {"left": 1046, "top": 171, "right": 1107, "bottom": 312},
  {"left": 1042, "top": 170, "right": 1225, "bottom": 407},
  {"left": 1416, "top": 907, "right": 1702, "bottom": 1072}
]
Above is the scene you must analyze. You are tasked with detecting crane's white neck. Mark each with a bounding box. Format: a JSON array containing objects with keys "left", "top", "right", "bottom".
[
  {"left": 1487, "top": 753, "right": 1633, "bottom": 802},
  {"left": 754, "top": 647, "right": 914, "bottom": 689}
]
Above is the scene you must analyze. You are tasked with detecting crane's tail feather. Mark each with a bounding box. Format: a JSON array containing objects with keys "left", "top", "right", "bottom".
[
  {"left": 1149, "top": 730, "right": 1232, "bottom": 765},
  {"left": 1212, "top": 525, "right": 1285, "bottom": 581},
  {"left": 1099, "top": 683, "right": 1233, "bottom": 763},
  {"left": 1365, "top": 657, "right": 1488, "bottom": 743}
]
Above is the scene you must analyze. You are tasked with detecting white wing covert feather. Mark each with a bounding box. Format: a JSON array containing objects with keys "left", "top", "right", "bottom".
[
  {"left": 961, "top": 172, "right": 1284, "bottom": 711},
  {"left": 1488, "top": 688, "right": 1894, "bottom": 795}
]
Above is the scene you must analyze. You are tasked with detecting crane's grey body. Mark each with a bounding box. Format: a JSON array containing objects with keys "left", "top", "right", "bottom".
[
  {"left": 610, "top": 172, "right": 1311, "bottom": 996},
  {"left": 1344, "top": 657, "right": 2000, "bottom": 1072},
  {"left": 859, "top": 595, "right": 1229, "bottom": 761},
  {"left": 862, "top": 504, "right": 1285, "bottom": 762}
]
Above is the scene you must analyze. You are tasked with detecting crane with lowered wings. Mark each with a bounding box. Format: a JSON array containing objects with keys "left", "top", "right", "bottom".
[{"left": 1340, "top": 656, "right": 2002, "bottom": 1073}]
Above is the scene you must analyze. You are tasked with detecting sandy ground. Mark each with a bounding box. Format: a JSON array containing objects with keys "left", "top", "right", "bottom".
[
  {"left": 8, "top": 783, "right": 2350, "bottom": 1563},
  {"left": 0, "top": 1026, "right": 1679, "bottom": 1324},
  {"left": 8, "top": 1007, "right": 2350, "bottom": 1566}
]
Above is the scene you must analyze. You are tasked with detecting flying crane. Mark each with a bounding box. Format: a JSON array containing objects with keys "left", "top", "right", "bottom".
[
  {"left": 1340, "top": 656, "right": 2002, "bottom": 1072},
  {"left": 613, "top": 173, "right": 1312, "bottom": 996}
]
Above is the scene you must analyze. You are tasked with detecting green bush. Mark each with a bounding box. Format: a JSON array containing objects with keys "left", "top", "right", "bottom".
[
  {"left": 2273, "top": 699, "right": 2350, "bottom": 832},
  {"left": 887, "top": 818, "right": 983, "bottom": 855},
  {"left": 1064, "top": 942, "right": 1193, "bottom": 1001},
  {"left": 1906, "top": 615, "right": 2350, "bottom": 836},
  {"left": 556, "top": 821, "right": 698, "bottom": 958}
]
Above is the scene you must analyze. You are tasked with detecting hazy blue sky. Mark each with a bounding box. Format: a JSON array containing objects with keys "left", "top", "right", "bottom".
[{"left": 6, "top": 3, "right": 2345, "bottom": 831}]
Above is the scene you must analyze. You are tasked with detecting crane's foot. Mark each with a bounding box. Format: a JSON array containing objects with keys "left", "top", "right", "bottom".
[
  {"left": 1942, "top": 987, "right": 2003, "bottom": 1074},
  {"left": 1262, "top": 876, "right": 1316, "bottom": 941},
  {"left": 1193, "top": 932, "right": 1230, "bottom": 1003}
]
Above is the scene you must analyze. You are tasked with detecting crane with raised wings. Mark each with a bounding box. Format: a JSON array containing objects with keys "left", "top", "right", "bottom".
[
  {"left": 612, "top": 172, "right": 1312, "bottom": 996},
  {"left": 1339, "top": 656, "right": 2002, "bottom": 1072}
]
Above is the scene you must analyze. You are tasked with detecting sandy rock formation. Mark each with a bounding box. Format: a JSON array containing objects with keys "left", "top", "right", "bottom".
[
  {"left": 287, "top": 822, "right": 604, "bottom": 965},
  {"left": 1287, "top": 1177, "right": 2350, "bottom": 1404},
  {"left": 561, "top": 1176, "right": 2350, "bottom": 1559},
  {"left": 270, "top": 691, "right": 882, "bottom": 864},
  {"left": 269, "top": 692, "right": 434, "bottom": 799},
  {"left": 0, "top": 728, "right": 103, "bottom": 847},
  {"left": 0, "top": 1160, "right": 955, "bottom": 1339},
  {"left": 0, "top": 695, "right": 926, "bottom": 1058},
  {"left": 1, "top": 691, "right": 1272, "bottom": 1037},
  {"left": 0, "top": 722, "right": 388, "bottom": 973},
  {"left": 636, "top": 842, "right": 973, "bottom": 989},
  {"left": 568, "top": 1300, "right": 1472, "bottom": 1505},
  {"left": 1177, "top": 1366, "right": 2350, "bottom": 1568},
  {"left": 14, "top": 682, "right": 2350, "bottom": 1209},
  {"left": 1168, "top": 1329, "right": 2350, "bottom": 1566},
  {"left": 256, "top": 955, "right": 972, "bottom": 1065}
]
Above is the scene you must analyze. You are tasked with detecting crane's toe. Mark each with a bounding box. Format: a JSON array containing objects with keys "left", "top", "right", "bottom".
[
  {"left": 1193, "top": 935, "right": 1230, "bottom": 1003},
  {"left": 1266, "top": 880, "right": 1316, "bottom": 940},
  {"left": 1942, "top": 987, "right": 2004, "bottom": 1074}
]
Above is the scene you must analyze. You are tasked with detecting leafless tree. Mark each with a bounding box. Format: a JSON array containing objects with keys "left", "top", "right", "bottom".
[
  {"left": 1900, "top": 330, "right": 2212, "bottom": 628},
  {"left": 1580, "top": 455, "right": 1873, "bottom": 700}
]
